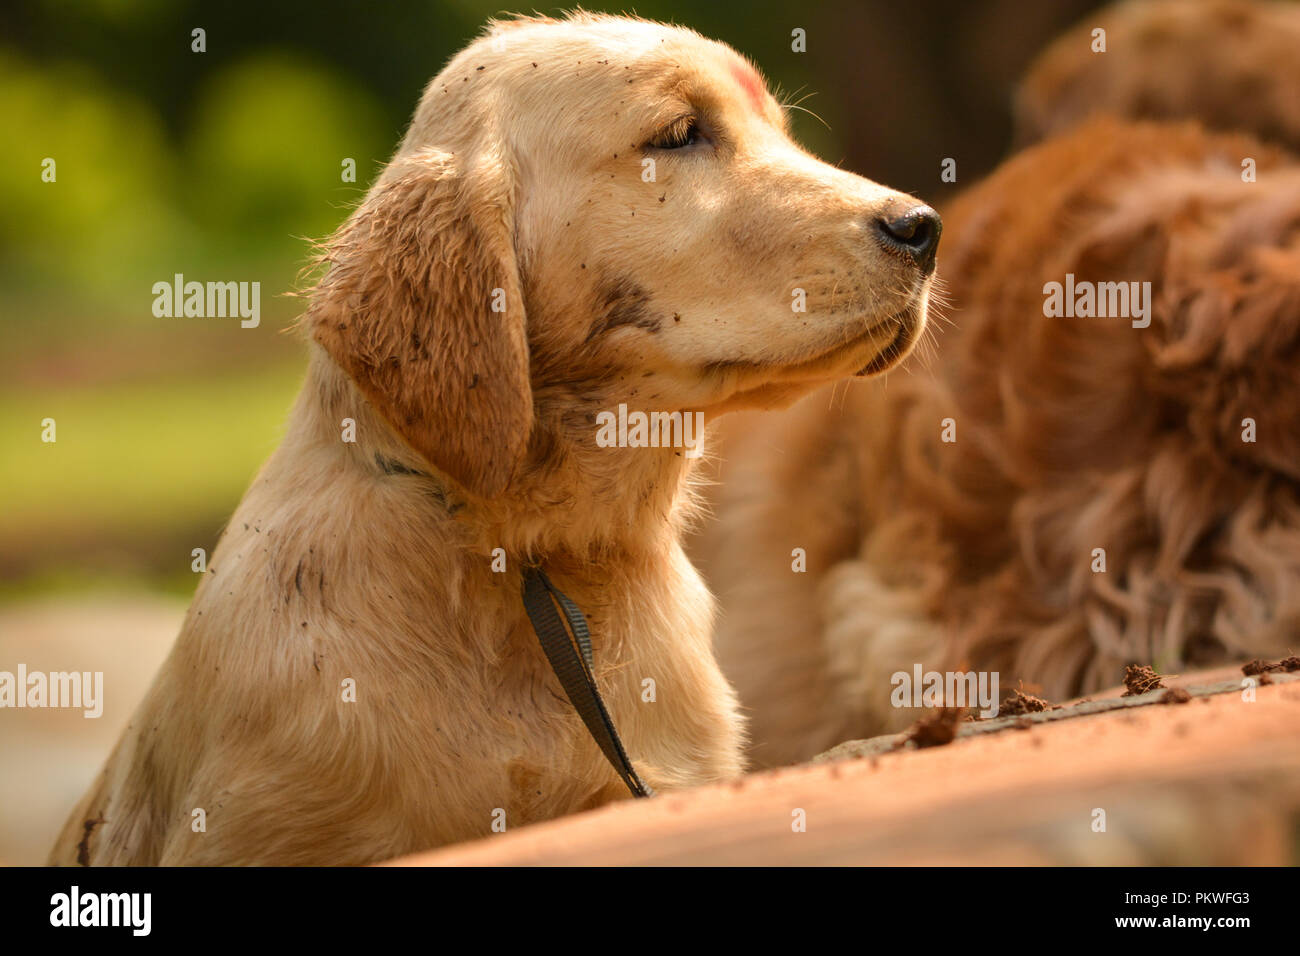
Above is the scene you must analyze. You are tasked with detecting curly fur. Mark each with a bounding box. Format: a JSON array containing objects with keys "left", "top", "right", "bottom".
[
  {"left": 701, "top": 118, "right": 1300, "bottom": 766},
  {"left": 1015, "top": 0, "right": 1300, "bottom": 153}
]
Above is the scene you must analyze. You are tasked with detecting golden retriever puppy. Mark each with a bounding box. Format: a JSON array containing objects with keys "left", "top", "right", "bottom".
[
  {"left": 701, "top": 118, "right": 1300, "bottom": 767},
  {"left": 1015, "top": 0, "right": 1300, "bottom": 153},
  {"left": 50, "top": 13, "right": 939, "bottom": 865}
]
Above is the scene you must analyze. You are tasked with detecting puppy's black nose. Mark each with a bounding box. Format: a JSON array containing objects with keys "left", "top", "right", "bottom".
[{"left": 874, "top": 204, "right": 942, "bottom": 275}]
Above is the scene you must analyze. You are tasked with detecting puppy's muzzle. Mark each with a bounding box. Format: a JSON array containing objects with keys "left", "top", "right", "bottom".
[{"left": 873, "top": 204, "right": 942, "bottom": 276}]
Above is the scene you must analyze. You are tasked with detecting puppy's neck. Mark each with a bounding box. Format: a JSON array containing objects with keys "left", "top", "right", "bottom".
[{"left": 293, "top": 348, "right": 703, "bottom": 562}]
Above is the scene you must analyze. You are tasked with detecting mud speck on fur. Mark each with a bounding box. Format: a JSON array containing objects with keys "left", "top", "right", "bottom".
[
  {"left": 590, "top": 277, "right": 660, "bottom": 338},
  {"left": 77, "top": 816, "right": 104, "bottom": 866},
  {"left": 1161, "top": 687, "right": 1193, "bottom": 705},
  {"left": 1122, "top": 664, "right": 1167, "bottom": 697}
]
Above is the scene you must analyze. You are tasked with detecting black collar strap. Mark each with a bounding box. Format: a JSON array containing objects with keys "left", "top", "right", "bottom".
[{"left": 520, "top": 566, "right": 654, "bottom": 798}]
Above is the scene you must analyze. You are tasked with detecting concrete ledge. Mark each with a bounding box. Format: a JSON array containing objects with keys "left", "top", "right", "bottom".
[{"left": 388, "top": 667, "right": 1300, "bottom": 866}]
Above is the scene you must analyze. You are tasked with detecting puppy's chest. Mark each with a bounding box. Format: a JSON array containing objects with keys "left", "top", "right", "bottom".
[
  {"left": 491, "top": 595, "right": 647, "bottom": 726},
  {"left": 490, "top": 582, "right": 687, "bottom": 755}
]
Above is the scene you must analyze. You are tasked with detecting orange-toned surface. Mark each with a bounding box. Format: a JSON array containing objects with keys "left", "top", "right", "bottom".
[{"left": 389, "top": 667, "right": 1300, "bottom": 865}]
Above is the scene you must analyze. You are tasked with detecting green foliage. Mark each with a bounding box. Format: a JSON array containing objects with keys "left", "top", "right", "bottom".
[
  {"left": 0, "top": 52, "right": 184, "bottom": 296},
  {"left": 0, "top": 361, "right": 303, "bottom": 555},
  {"left": 184, "top": 54, "right": 389, "bottom": 243}
]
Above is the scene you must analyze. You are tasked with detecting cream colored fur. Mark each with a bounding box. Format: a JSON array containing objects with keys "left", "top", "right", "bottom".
[{"left": 51, "top": 12, "right": 935, "bottom": 865}]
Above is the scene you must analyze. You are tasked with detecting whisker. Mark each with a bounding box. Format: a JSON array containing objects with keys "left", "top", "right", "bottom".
[{"left": 783, "top": 103, "right": 832, "bottom": 132}]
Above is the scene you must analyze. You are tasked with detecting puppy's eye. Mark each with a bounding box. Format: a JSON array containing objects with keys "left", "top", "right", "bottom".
[{"left": 649, "top": 116, "right": 700, "bottom": 150}]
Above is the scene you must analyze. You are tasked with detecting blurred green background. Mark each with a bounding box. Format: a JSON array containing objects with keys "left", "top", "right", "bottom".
[{"left": 0, "top": 0, "right": 1105, "bottom": 604}]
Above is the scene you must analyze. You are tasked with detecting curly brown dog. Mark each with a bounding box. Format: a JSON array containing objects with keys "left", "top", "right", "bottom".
[
  {"left": 698, "top": 118, "right": 1300, "bottom": 767},
  {"left": 1015, "top": 0, "right": 1300, "bottom": 153}
]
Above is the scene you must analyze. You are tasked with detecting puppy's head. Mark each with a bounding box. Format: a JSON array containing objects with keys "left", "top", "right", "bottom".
[{"left": 306, "top": 13, "right": 939, "bottom": 497}]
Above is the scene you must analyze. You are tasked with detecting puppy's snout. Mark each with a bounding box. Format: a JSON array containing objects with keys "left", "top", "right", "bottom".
[{"left": 873, "top": 204, "right": 942, "bottom": 275}]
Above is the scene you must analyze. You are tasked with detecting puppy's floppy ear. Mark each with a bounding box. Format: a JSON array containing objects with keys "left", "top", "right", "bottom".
[{"left": 306, "top": 145, "right": 531, "bottom": 498}]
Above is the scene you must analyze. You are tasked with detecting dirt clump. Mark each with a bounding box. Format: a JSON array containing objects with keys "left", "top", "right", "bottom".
[
  {"left": 1001, "top": 688, "right": 1050, "bottom": 716},
  {"left": 1122, "top": 664, "right": 1167, "bottom": 696},
  {"left": 898, "top": 707, "right": 966, "bottom": 749},
  {"left": 1242, "top": 657, "right": 1300, "bottom": 676}
]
